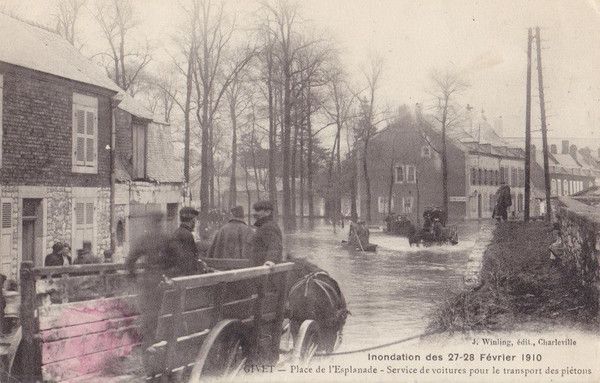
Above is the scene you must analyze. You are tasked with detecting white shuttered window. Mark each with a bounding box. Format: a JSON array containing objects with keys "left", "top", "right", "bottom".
[
  {"left": 72, "top": 93, "right": 98, "bottom": 173},
  {"left": 73, "top": 199, "right": 95, "bottom": 253}
]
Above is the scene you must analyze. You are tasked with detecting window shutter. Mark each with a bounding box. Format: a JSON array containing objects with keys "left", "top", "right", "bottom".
[
  {"left": 1, "top": 201, "right": 13, "bottom": 276},
  {"left": 1, "top": 202, "right": 10, "bottom": 229}
]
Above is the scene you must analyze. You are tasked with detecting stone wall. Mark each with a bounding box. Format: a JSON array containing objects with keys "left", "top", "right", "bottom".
[{"left": 556, "top": 197, "right": 600, "bottom": 309}]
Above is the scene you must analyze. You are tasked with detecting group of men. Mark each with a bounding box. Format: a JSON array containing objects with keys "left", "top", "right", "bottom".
[
  {"left": 126, "top": 200, "right": 282, "bottom": 356},
  {"left": 45, "top": 241, "right": 111, "bottom": 266}
]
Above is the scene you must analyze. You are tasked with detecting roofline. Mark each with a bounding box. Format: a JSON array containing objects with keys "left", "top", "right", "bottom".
[{"left": 0, "top": 60, "right": 119, "bottom": 96}]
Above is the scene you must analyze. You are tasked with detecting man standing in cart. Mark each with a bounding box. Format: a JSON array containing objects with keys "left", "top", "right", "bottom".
[
  {"left": 207, "top": 205, "right": 254, "bottom": 259},
  {"left": 251, "top": 200, "right": 283, "bottom": 364},
  {"left": 171, "top": 206, "right": 209, "bottom": 276},
  {"left": 251, "top": 200, "right": 283, "bottom": 267}
]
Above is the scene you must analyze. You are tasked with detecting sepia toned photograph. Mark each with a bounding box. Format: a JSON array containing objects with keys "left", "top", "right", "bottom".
[{"left": 0, "top": 0, "right": 599, "bottom": 382}]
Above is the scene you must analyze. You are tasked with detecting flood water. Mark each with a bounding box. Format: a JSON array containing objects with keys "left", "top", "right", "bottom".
[{"left": 283, "top": 219, "right": 483, "bottom": 352}]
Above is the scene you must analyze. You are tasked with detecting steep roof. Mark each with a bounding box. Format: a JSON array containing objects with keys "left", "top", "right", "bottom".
[{"left": 0, "top": 13, "right": 120, "bottom": 92}]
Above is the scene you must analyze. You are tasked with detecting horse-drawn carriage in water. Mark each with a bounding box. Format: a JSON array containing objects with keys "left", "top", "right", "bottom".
[
  {"left": 147, "top": 257, "right": 348, "bottom": 382},
  {"left": 386, "top": 208, "right": 458, "bottom": 247}
]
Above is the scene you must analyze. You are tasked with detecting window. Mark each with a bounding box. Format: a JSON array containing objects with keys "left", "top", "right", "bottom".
[
  {"left": 499, "top": 167, "right": 505, "bottom": 184},
  {"left": 478, "top": 169, "right": 482, "bottom": 185},
  {"left": 562, "top": 180, "right": 568, "bottom": 196},
  {"left": 0, "top": 74, "right": 3, "bottom": 167},
  {"left": 518, "top": 193, "right": 524, "bottom": 212},
  {"left": 494, "top": 170, "right": 499, "bottom": 186},
  {"left": 483, "top": 169, "right": 488, "bottom": 185},
  {"left": 378, "top": 197, "right": 389, "bottom": 214},
  {"left": 73, "top": 199, "right": 94, "bottom": 253},
  {"left": 489, "top": 194, "right": 495, "bottom": 212},
  {"left": 421, "top": 145, "right": 431, "bottom": 158},
  {"left": 405, "top": 165, "right": 416, "bottom": 183},
  {"left": 557, "top": 179, "right": 562, "bottom": 196},
  {"left": 132, "top": 122, "right": 147, "bottom": 179},
  {"left": 402, "top": 197, "right": 413, "bottom": 213},
  {"left": 570, "top": 180, "right": 574, "bottom": 195},
  {"left": 394, "top": 166, "right": 404, "bottom": 183},
  {"left": 72, "top": 94, "right": 98, "bottom": 173},
  {"left": 471, "top": 168, "right": 477, "bottom": 185},
  {"left": 551, "top": 179, "right": 557, "bottom": 196},
  {"left": 0, "top": 201, "right": 13, "bottom": 275},
  {"left": 116, "top": 220, "right": 125, "bottom": 246}
]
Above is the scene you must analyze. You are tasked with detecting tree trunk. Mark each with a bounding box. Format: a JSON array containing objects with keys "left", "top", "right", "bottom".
[
  {"left": 243, "top": 158, "right": 252, "bottom": 225},
  {"left": 228, "top": 100, "right": 238, "bottom": 208},
  {"left": 441, "top": 98, "right": 449, "bottom": 218},
  {"left": 299, "top": 121, "right": 305, "bottom": 217},
  {"left": 362, "top": 139, "right": 372, "bottom": 222},
  {"left": 307, "top": 98, "right": 314, "bottom": 217},
  {"left": 267, "top": 63, "right": 278, "bottom": 214},
  {"left": 350, "top": 149, "right": 358, "bottom": 222},
  {"left": 290, "top": 116, "right": 299, "bottom": 219},
  {"left": 282, "top": 70, "right": 292, "bottom": 231},
  {"left": 183, "top": 37, "right": 194, "bottom": 202},
  {"left": 387, "top": 163, "right": 394, "bottom": 215}
]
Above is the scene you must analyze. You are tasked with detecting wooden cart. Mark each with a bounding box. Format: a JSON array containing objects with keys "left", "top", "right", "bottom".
[{"left": 146, "top": 260, "right": 306, "bottom": 382}]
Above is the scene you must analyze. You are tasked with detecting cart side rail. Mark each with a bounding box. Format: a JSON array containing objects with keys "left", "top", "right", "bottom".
[{"left": 148, "top": 262, "right": 295, "bottom": 380}]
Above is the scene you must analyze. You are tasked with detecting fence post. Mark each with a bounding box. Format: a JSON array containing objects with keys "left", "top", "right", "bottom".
[{"left": 19, "top": 261, "right": 42, "bottom": 381}]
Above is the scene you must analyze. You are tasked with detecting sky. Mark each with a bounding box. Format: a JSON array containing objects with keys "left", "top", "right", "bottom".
[{"left": 3, "top": 0, "right": 600, "bottom": 148}]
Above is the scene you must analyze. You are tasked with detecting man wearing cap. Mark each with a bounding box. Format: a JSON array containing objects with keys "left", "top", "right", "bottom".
[
  {"left": 45, "top": 242, "right": 72, "bottom": 266},
  {"left": 251, "top": 200, "right": 282, "bottom": 267},
  {"left": 207, "top": 206, "right": 254, "bottom": 259},
  {"left": 171, "top": 207, "right": 208, "bottom": 276}
]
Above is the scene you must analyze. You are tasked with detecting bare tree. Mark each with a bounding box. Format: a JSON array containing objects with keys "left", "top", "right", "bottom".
[
  {"left": 93, "top": 0, "right": 152, "bottom": 93},
  {"left": 54, "top": 0, "right": 86, "bottom": 46},
  {"left": 427, "top": 66, "right": 469, "bottom": 217},
  {"left": 190, "top": 0, "right": 255, "bottom": 214},
  {"left": 356, "top": 56, "right": 384, "bottom": 223}
]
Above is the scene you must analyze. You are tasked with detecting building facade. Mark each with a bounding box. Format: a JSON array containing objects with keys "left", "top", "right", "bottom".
[
  {"left": 358, "top": 117, "right": 525, "bottom": 224},
  {"left": 0, "top": 14, "right": 122, "bottom": 279}
]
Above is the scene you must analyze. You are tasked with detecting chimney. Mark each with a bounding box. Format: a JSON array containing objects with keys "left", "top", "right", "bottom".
[
  {"left": 569, "top": 144, "right": 578, "bottom": 160},
  {"left": 550, "top": 144, "right": 558, "bottom": 154},
  {"left": 562, "top": 140, "right": 569, "bottom": 155}
]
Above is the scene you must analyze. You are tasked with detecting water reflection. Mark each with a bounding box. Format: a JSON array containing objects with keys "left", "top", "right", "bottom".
[{"left": 284, "top": 219, "right": 478, "bottom": 351}]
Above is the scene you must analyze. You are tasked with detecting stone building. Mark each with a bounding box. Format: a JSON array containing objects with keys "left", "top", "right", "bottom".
[
  {"left": 0, "top": 14, "right": 120, "bottom": 278},
  {"left": 112, "top": 94, "right": 183, "bottom": 261},
  {"left": 0, "top": 15, "right": 184, "bottom": 277}
]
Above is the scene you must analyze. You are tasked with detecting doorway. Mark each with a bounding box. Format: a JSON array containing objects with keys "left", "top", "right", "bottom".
[{"left": 22, "top": 198, "right": 43, "bottom": 265}]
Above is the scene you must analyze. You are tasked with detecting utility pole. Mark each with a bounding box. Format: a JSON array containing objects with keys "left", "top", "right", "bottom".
[
  {"left": 524, "top": 28, "right": 532, "bottom": 221},
  {"left": 535, "top": 26, "right": 552, "bottom": 221}
]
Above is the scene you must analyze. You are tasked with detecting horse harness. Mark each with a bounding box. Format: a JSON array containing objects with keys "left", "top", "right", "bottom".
[{"left": 288, "top": 271, "right": 348, "bottom": 327}]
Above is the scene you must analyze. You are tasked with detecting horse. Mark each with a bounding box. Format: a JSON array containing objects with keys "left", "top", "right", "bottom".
[{"left": 286, "top": 255, "right": 349, "bottom": 354}]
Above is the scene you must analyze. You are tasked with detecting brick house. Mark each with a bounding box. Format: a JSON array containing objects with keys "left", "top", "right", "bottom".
[
  {"left": 0, "top": 14, "right": 121, "bottom": 278},
  {"left": 358, "top": 114, "right": 525, "bottom": 224}
]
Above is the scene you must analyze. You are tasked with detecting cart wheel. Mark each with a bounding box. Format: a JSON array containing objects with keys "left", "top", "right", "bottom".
[
  {"left": 293, "top": 320, "right": 320, "bottom": 364},
  {"left": 188, "top": 319, "right": 250, "bottom": 382}
]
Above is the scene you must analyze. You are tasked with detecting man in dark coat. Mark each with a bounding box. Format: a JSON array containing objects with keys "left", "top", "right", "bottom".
[
  {"left": 494, "top": 183, "right": 512, "bottom": 222},
  {"left": 207, "top": 206, "right": 254, "bottom": 259},
  {"left": 45, "top": 242, "right": 72, "bottom": 266},
  {"left": 251, "top": 200, "right": 282, "bottom": 267},
  {"left": 126, "top": 212, "right": 179, "bottom": 357},
  {"left": 171, "top": 207, "right": 208, "bottom": 276}
]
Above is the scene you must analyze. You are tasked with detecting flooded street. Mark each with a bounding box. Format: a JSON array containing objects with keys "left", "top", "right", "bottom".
[{"left": 283, "top": 220, "right": 483, "bottom": 352}]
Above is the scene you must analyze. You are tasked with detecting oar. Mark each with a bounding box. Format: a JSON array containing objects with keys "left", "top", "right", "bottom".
[{"left": 354, "top": 228, "right": 365, "bottom": 253}]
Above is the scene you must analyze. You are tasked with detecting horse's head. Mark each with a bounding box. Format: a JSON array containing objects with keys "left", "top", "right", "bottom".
[{"left": 287, "top": 254, "right": 323, "bottom": 281}]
